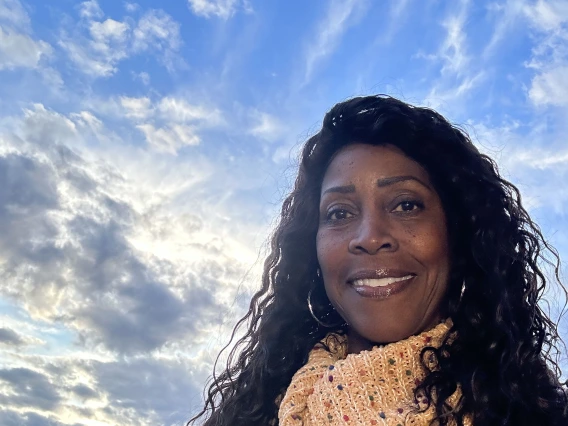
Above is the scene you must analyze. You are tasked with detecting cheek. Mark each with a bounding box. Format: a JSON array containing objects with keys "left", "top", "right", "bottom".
[
  {"left": 316, "top": 230, "right": 345, "bottom": 289},
  {"left": 408, "top": 212, "right": 449, "bottom": 262},
  {"left": 414, "top": 227, "right": 451, "bottom": 294},
  {"left": 428, "top": 225, "right": 449, "bottom": 264},
  {"left": 316, "top": 229, "right": 347, "bottom": 265},
  {"left": 413, "top": 231, "right": 448, "bottom": 262},
  {"left": 316, "top": 231, "right": 331, "bottom": 270}
]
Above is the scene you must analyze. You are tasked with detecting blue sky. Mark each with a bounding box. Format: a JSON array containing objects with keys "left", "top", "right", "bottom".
[{"left": 0, "top": 0, "right": 567, "bottom": 424}]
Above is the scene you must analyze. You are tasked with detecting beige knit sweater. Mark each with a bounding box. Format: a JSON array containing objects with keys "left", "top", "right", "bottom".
[{"left": 278, "top": 321, "right": 472, "bottom": 425}]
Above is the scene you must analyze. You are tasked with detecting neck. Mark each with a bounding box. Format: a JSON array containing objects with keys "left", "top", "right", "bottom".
[
  {"left": 346, "top": 329, "right": 374, "bottom": 354},
  {"left": 346, "top": 316, "right": 446, "bottom": 355}
]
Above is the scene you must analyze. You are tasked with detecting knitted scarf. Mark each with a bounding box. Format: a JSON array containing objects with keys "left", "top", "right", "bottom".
[{"left": 278, "top": 321, "right": 472, "bottom": 425}]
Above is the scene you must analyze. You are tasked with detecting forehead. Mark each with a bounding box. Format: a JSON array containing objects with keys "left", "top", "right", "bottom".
[{"left": 321, "top": 143, "right": 431, "bottom": 187}]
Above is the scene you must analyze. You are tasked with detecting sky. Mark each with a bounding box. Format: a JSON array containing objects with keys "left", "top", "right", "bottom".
[{"left": 0, "top": 0, "right": 567, "bottom": 424}]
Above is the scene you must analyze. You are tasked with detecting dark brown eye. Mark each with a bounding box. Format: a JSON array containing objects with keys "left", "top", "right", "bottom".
[
  {"left": 393, "top": 200, "right": 424, "bottom": 213},
  {"left": 326, "top": 208, "right": 353, "bottom": 221}
]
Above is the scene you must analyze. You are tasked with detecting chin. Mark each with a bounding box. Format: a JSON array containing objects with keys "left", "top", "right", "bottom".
[{"left": 350, "top": 315, "right": 438, "bottom": 346}]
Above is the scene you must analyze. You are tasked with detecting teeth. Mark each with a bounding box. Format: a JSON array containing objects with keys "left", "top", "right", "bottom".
[{"left": 352, "top": 275, "right": 414, "bottom": 287}]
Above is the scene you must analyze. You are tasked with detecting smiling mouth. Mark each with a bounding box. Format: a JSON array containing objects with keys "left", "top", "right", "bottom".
[
  {"left": 348, "top": 272, "right": 417, "bottom": 299},
  {"left": 352, "top": 275, "right": 416, "bottom": 288}
]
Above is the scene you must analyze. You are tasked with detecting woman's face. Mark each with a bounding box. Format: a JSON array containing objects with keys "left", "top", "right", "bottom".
[{"left": 316, "top": 143, "right": 450, "bottom": 353}]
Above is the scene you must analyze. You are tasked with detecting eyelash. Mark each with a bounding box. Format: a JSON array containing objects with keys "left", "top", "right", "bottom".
[
  {"left": 393, "top": 200, "right": 425, "bottom": 213},
  {"left": 325, "top": 207, "right": 353, "bottom": 221},
  {"left": 324, "top": 200, "right": 424, "bottom": 222}
]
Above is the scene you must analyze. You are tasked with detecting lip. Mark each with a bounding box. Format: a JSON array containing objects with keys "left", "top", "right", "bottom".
[
  {"left": 347, "top": 269, "right": 417, "bottom": 300},
  {"left": 347, "top": 269, "right": 416, "bottom": 282}
]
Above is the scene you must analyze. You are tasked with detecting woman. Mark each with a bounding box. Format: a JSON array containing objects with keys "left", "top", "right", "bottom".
[{"left": 188, "top": 95, "right": 567, "bottom": 425}]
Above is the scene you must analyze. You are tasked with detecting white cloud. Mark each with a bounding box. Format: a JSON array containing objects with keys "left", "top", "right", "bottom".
[
  {"left": 0, "top": 0, "right": 31, "bottom": 30},
  {"left": 529, "top": 66, "right": 568, "bottom": 106},
  {"left": 482, "top": 0, "right": 526, "bottom": 58},
  {"left": 120, "top": 96, "right": 153, "bottom": 120},
  {"left": 247, "top": 109, "right": 284, "bottom": 142},
  {"left": 115, "top": 95, "right": 223, "bottom": 153},
  {"left": 0, "top": 103, "right": 257, "bottom": 359},
  {"left": 59, "top": 36, "right": 121, "bottom": 77},
  {"left": 157, "top": 97, "right": 222, "bottom": 126},
  {"left": 509, "top": 147, "right": 568, "bottom": 170},
  {"left": 59, "top": 17, "right": 131, "bottom": 78},
  {"left": 186, "top": 0, "right": 252, "bottom": 19},
  {"left": 0, "top": 355, "right": 202, "bottom": 425},
  {"left": 413, "top": 0, "right": 486, "bottom": 113},
  {"left": 124, "top": 2, "right": 139, "bottom": 13},
  {"left": 425, "top": 71, "right": 485, "bottom": 110},
  {"left": 470, "top": 119, "right": 568, "bottom": 214},
  {"left": 0, "top": 27, "right": 52, "bottom": 70},
  {"left": 439, "top": 0, "right": 470, "bottom": 75},
  {"left": 413, "top": 0, "right": 470, "bottom": 77},
  {"left": 133, "top": 71, "right": 150, "bottom": 85},
  {"left": 61, "top": 6, "right": 182, "bottom": 78},
  {"left": 89, "top": 18, "right": 129, "bottom": 42},
  {"left": 303, "top": 0, "right": 367, "bottom": 84},
  {"left": 83, "top": 95, "right": 223, "bottom": 154},
  {"left": 132, "top": 9, "right": 181, "bottom": 53},
  {"left": 0, "top": 1, "right": 52, "bottom": 72},
  {"left": 522, "top": 0, "right": 568, "bottom": 107},
  {"left": 78, "top": 0, "right": 104, "bottom": 20},
  {"left": 21, "top": 104, "right": 78, "bottom": 146},
  {"left": 41, "top": 66, "right": 64, "bottom": 88},
  {"left": 524, "top": 0, "right": 568, "bottom": 32},
  {"left": 70, "top": 111, "right": 103, "bottom": 132},
  {"left": 374, "top": 0, "right": 411, "bottom": 43},
  {"left": 137, "top": 123, "right": 201, "bottom": 153}
]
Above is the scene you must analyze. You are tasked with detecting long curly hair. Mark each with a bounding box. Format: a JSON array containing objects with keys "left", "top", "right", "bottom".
[{"left": 188, "top": 95, "right": 568, "bottom": 425}]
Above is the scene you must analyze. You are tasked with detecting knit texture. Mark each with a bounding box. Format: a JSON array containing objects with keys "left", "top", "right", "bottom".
[{"left": 278, "top": 321, "right": 472, "bottom": 425}]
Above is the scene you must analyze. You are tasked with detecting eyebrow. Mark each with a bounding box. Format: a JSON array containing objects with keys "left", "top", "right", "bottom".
[
  {"left": 322, "top": 184, "right": 356, "bottom": 195},
  {"left": 322, "top": 175, "right": 431, "bottom": 195},
  {"left": 376, "top": 175, "right": 431, "bottom": 190}
]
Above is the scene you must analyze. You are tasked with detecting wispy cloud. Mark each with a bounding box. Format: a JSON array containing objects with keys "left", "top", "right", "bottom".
[
  {"left": 529, "top": 65, "right": 568, "bottom": 106},
  {"left": 303, "top": 0, "right": 368, "bottom": 85},
  {"left": 523, "top": 0, "right": 568, "bottom": 107},
  {"left": 137, "top": 123, "right": 200, "bottom": 153},
  {"left": 132, "top": 70, "right": 150, "bottom": 85},
  {"left": 482, "top": 0, "right": 527, "bottom": 58},
  {"left": 114, "top": 95, "right": 223, "bottom": 154},
  {"left": 124, "top": 2, "right": 139, "bottom": 13},
  {"left": 470, "top": 119, "right": 568, "bottom": 215},
  {"left": 414, "top": 0, "right": 471, "bottom": 76},
  {"left": 525, "top": 0, "right": 568, "bottom": 31},
  {"left": 60, "top": 1, "right": 183, "bottom": 77},
  {"left": 416, "top": 0, "right": 489, "bottom": 112},
  {"left": 0, "top": 27, "right": 52, "bottom": 70},
  {"left": 377, "top": 0, "right": 412, "bottom": 43},
  {"left": 186, "top": 0, "right": 252, "bottom": 19},
  {"left": 0, "top": 0, "right": 52, "bottom": 71},
  {"left": 78, "top": 0, "right": 104, "bottom": 20},
  {"left": 439, "top": 0, "right": 470, "bottom": 76},
  {"left": 157, "top": 97, "right": 223, "bottom": 125},
  {"left": 120, "top": 96, "right": 153, "bottom": 120},
  {"left": 425, "top": 71, "right": 486, "bottom": 110},
  {"left": 247, "top": 109, "right": 284, "bottom": 143},
  {"left": 0, "top": 0, "right": 31, "bottom": 30}
]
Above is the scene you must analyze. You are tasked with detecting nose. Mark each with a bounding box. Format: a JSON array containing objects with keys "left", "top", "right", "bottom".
[{"left": 348, "top": 212, "right": 398, "bottom": 255}]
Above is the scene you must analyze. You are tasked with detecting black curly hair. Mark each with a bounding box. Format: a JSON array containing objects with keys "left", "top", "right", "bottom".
[{"left": 188, "top": 95, "right": 568, "bottom": 425}]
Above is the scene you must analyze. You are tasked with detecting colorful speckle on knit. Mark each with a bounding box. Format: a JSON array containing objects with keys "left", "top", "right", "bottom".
[{"left": 278, "top": 320, "right": 473, "bottom": 425}]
